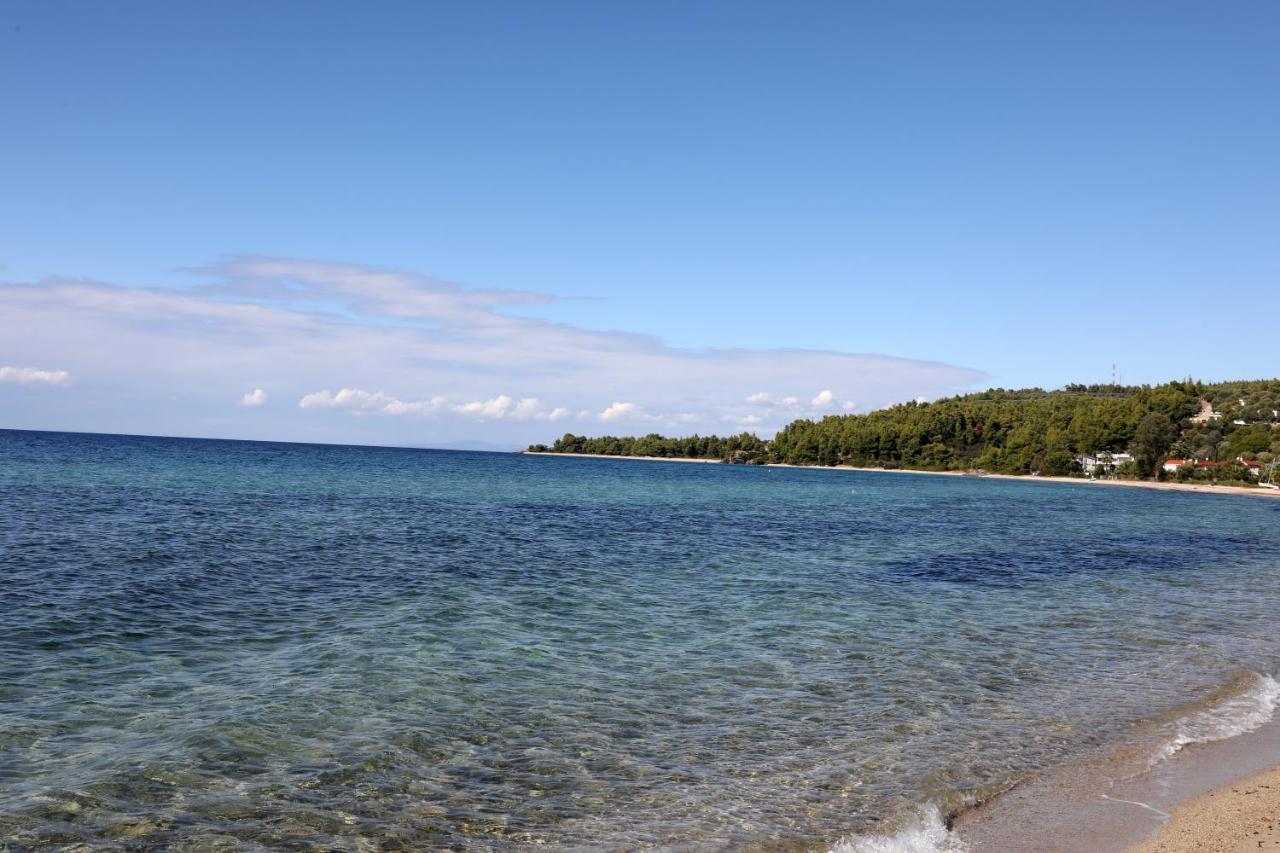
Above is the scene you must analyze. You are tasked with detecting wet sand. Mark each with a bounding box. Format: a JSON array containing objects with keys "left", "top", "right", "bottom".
[
  {"left": 1129, "top": 764, "right": 1280, "bottom": 852},
  {"left": 956, "top": 711, "right": 1280, "bottom": 851},
  {"left": 523, "top": 452, "right": 1280, "bottom": 500}
]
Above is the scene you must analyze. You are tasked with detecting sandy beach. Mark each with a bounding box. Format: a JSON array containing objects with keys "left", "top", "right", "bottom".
[
  {"left": 956, "top": 682, "right": 1280, "bottom": 853},
  {"left": 523, "top": 451, "right": 1280, "bottom": 500},
  {"left": 1129, "top": 765, "right": 1280, "bottom": 852}
]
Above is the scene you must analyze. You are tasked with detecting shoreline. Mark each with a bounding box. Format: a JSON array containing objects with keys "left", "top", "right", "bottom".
[
  {"left": 831, "top": 672, "right": 1280, "bottom": 853},
  {"left": 953, "top": 675, "right": 1280, "bottom": 852},
  {"left": 522, "top": 451, "right": 1280, "bottom": 500},
  {"left": 529, "top": 449, "right": 1280, "bottom": 851},
  {"left": 1127, "top": 763, "right": 1280, "bottom": 852}
]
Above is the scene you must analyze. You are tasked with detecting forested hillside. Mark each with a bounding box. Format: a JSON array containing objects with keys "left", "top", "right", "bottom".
[
  {"left": 531, "top": 431, "right": 768, "bottom": 461},
  {"left": 529, "top": 379, "right": 1280, "bottom": 479}
]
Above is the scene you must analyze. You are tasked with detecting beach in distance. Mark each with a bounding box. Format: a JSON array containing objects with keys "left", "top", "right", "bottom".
[{"left": 523, "top": 450, "right": 1280, "bottom": 501}]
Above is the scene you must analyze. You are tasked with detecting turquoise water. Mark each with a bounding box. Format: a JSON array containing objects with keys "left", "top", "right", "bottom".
[{"left": 1, "top": 429, "right": 1278, "bottom": 849}]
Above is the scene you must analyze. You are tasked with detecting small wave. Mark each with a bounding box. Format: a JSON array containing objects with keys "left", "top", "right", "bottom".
[
  {"left": 1152, "top": 672, "right": 1280, "bottom": 764},
  {"left": 828, "top": 805, "right": 967, "bottom": 853}
]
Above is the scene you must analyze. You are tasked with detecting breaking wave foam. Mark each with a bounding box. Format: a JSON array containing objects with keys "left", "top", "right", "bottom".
[
  {"left": 828, "top": 805, "right": 966, "bottom": 853},
  {"left": 1153, "top": 672, "right": 1280, "bottom": 764}
]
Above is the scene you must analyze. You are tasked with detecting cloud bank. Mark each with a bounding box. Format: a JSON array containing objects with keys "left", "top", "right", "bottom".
[
  {"left": 0, "top": 366, "right": 70, "bottom": 386},
  {"left": 0, "top": 257, "right": 986, "bottom": 445},
  {"left": 298, "top": 388, "right": 570, "bottom": 421}
]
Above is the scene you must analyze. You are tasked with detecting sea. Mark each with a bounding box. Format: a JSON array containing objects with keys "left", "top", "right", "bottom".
[{"left": 2, "top": 429, "right": 1278, "bottom": 850}]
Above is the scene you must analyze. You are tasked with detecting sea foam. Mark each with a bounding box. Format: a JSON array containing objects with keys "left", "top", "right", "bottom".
[
  {"left": 828, "top": 805, "right": 966, "bottom": 853},
  {"left": 828, "top": 674, "right": 1280, "bottom": 852},
  {"left": 1153, "top": 672, "right": 1280, "bottom": 764}
]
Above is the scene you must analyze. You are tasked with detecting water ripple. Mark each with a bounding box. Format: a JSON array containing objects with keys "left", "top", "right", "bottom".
[{"left": 1, "top": 430, "right": 1277, "bottom": 848}]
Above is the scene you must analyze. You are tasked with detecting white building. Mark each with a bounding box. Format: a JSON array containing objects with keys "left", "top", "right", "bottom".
[
  {"left": 1240, "top": 457, "right": 1263, "bottom": 478},
  {"left": 1078, "top": 451, "right": 1135, "bottom": 475}
]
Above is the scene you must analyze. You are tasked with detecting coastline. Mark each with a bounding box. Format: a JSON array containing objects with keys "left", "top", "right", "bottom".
[
  {"left": 1127, "top": 763, "right": 1280, "bottom": 852},
  {"left": 955, "top": 698, "right": 1280, "bottom": 853},
  {"left": 522, "top": 451, "right": 1280, "bottom": 500},
  {"left": 523, "top": 450, "right": 724, "bottom": 464},
  {"left": 529, "top": 449, "right": 1280, "bottom": 852}
]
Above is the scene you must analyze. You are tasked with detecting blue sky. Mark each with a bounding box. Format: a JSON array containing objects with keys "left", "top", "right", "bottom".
[{"left": 2, "top": 2, "right": 1278, "bottom": 447}]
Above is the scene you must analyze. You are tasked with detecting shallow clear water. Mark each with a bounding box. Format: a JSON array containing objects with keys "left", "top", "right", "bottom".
[{"left": 1, "top": 429, "right": 1278, "bottom": 849}]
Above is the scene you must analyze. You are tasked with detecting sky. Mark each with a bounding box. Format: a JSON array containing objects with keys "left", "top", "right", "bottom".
[{"left": 2, "top": 2, "right": 1278, "bottom": 449}]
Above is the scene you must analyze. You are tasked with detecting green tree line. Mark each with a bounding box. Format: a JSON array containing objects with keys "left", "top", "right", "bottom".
[
  {"left": 528, "top": 431, "right": 768, "bottom": 461},
  {"left": 530, "top": 379, "right": 1280, "bottom": 480}
]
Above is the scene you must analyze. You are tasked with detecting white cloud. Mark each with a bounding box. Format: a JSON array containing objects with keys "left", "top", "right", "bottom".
[
  {"left": 299, "top": 388, "right": 565, "bottom": 421},
  {"left": 0, "top": 366, "right": 70, "bottom": 386},
  {"left": 595, "top": 402, "right": 689, "bottom": 425},
  {"left": 0, "top": 257, "right": 986, "bottom": 442},
  {"left": 600, "top": 401, "right": 642, "bottom": 422},
  {"left": 299, "top": 388, "right": 439, "bottom": 415},
  {"left": 808, "top": 389, "right": 858, "bottom": 412},
  {"left": 746, "top": 391, "right": 802, "bottom": 410},
  {"left": 239, "top": 388, "right": 268, "bottom": 407},
  {"left": 454, "top": 395, "right": 565, "bottom": 421},
  {"left": 746, "top": 388, "right": 855, "bottom": 418},
  {"left": 453, "top": 395, "right": 518, "bottom": 418},
  {"left": 453, "top": 395, "right": 558, "bottom": 421}
]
